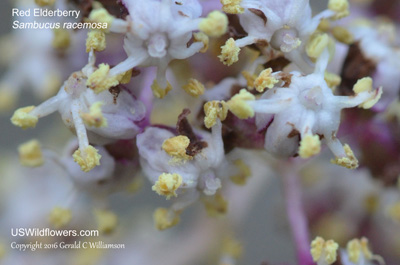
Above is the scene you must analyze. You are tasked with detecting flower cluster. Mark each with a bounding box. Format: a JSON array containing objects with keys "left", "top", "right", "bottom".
[{"left": 3, "top": 0, "right": 400, "bottom": 264}]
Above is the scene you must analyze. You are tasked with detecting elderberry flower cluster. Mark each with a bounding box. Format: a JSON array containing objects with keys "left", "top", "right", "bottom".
[{"left": 2, "top": 0, "right": 400, "bottom": 264}]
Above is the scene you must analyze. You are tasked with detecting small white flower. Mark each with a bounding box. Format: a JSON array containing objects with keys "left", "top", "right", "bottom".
[
  {"left": 348, "top": 19, "right": 400, "bottom": 110},
  {"left": 219, "top": 0, "right": 339, "bottom": 71},
  {"left": 11, "top": 53, "right": 145, "bottom": 172},
  {"left": 137, "top": 110, "right": 225, "bottom": 210},
  {"left": 228, "top": 49, "right": 382, "bottom": 168},
  {"left": 99, "top": 0, "right": 227, "bottom": 97}
]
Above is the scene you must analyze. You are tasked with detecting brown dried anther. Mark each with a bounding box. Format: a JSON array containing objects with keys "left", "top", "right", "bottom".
[{"left": 176, "top": 109, "right": 208, "bottom": 157}]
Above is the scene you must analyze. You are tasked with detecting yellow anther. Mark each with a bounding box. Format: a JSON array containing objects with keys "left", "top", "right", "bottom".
[
  {"left": 72, "top": 145, "right": 101, "bottom": 172},
  {"left": 332, "top": 26, "right": 354, "bottom": 44},
  {"left": 227, "top": 89, "right": 255, "bottom": 119},
  {"left": 318, "top": 19, "right": 331, "bottom": 32},
  {"left": 86, "top": 64, "right": 120, "bottom": 94},
  {"left": 324, "top": 72, "right": 341, "bottom": 88},
  {"left": 94, "top": 209, "right": 118, "bottom": 234},
  {"left": 11, "top": 106, "right": 38, "bottom": 129},
  {"left": 353, "top": 77, "right": 382, "bottom": 109},
  {"left": 220, "top": 0, "right": 244, "bottom": 14},
  {"left": 35, "top": 0, "right": 55, "bottom": 6},
  {"left": 219, "top": 38, "right": 241, "bottom": 66},
  {"left": 353, "top": 77, "right": 373, "bottom": 93},
  {"left": 386, "top": 201, "right": 400, "bottom": 223},
  {"left": 0, "top": 88, "right": 17, "bottom": 111},
  {"left": 328, "top": 0, "right": 350, "bottom": 19},
  {"left": 81, "top": 102, "right": 108, "bottom": 128},
  {"left": 18, "top": 139, "right": 44, "bottom": 167},
  {"left": 202, "top": 193, "right": 228, "bottom": 217},
  {"left": 310, "top": 237, "right": 339, "bottom": 265},
  {"left": 222, "top": 236, "right": 243, "bottom": 259},
  {"left": 204, "top": 100, "right": 228, "bottom": 128},
  {"left": 183, "top": 78, "right": 205, "bottom": 97},
  {"left": 119, "top": 69, "right": 132, "bottom": 84},
  {"left": 347, "top": 238, "right": 373, "bottom": 263},
  {"left": 199, "top": 11, "right": 228, "bottom": 38},
  {"left": 360, "top": 88, "right": 382, "bottom": 109},
  {"left": 331, "top": 144, "right": 359, "bottom": 169},
  {"left": 151, "top": 80, "right": 173, "bottom": 99},
  {"left": 162, "top": 135, "right": 192, "bottom": 161},
  {"left": 241, "top": 71, "right": 257, "bottom": 90},
  {"left": 49, "top": 207, "right": 72, "bottom": 229},
  {"left": 152, "top": 173, "right": 183, "bottom": 199},
  {"left": 86, "top": 31, "right": 106, "bottom": 52},
  {"left": 254, "top": 68, "right": 279, "bottom": 92},
  {"left": 306, "top": 32, "right": 330, "bottom": 59},
  {"left": 88, "top": 8, "right": 114, "bottom": 31},
  {"left": 193, "top": 32, "right": 209, "bottom": 53},
  {"left": 153, "top": 208, "right": 181, "bottom": 230},
  {"left": 299, "top": 135, "right": 321, "bottom": 159},
  {"left": 52, "top": 28, "right": 71, "bottom": 49},
  {"left": 230, "top": 159, "right": 251, "bottom": 185}
]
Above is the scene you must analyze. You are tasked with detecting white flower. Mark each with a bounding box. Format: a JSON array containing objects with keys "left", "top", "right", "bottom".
[
  {"left": 137, "top": 110, "right": 225, "bottom": 209},
  {"left": 228, "top": 49, "right": 382, "bottom": 168},
  {"left": 219, "top": 0, "right": 341, "bottom": 71},
  {"left": 94, "top": 0, "right": 227, "bottom": 97},
  {"left": 11, "top": 53, "right": 146, "bottom": 172},
  {"left": 348, "top": 19, "right": 400, "bottom": 110},
  {"left": 59, "top": 139, "right": 138, "bottom": 197}
]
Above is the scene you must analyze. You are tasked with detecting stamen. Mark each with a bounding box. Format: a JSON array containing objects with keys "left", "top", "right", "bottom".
[
  {"left": 18, "top": 139, "right": 44, "bottom": 167},
  {"left": 254, "top": 68, "right": 279, "bottom": 92},
  {"left": 328, "top": 0, "right": 350, "bottom": 19},
  {"left": 52, "top": 29, "right": 71, "bottom": 50},
  {"left": 94, "top": 209, "right": 118, "bottom": 234},
  {"left": 227, "top": 89, "right": 255, "bottom": 119},
  {"left": 310, "top": 237, "right": 339, "bottom": 265},
  {"left": 87, "top": 8, "right": 114, "bottom": 32},
  {"left": 204, "top": 100, "right": 228, "bottom": 128},
  {"left": 11, "top": 106, "right": 38, "bottom": 129},
  {"left": 193, "top": 32, "right": 209, "bottom": 53},
  {"left": 34, "top": 0, "right": 55, "bottom": 6},
  {"left": 86, "top": 31, "right": 106, "bottom": 52},
  {"left": 81, "top": 102, "right": 108, "bottom": 128},
  {"left": 162, "top": 136, "right": 193, "bottom": 161},
  {"left": 230, "top": 159, "right": 251, "bottom": 185},
  {"left": 221, "top": 0, "right": 244, "bottom": 14},
  {"left": 201, "top": 193, "right": 228, "bottom": 217},
  {"left": 199, "top": 11, "right": 228, "bottom": 37},
  {"left": 183, "top": 78, "right": 205, "bottom": 97},
  {"left": 49, "top": 207, "right": 72, "bottom": 229},
  {"left": 152, "top": 173, "right": 183, "bottom": 199},
  {"left": 219, "top": 38, "right": 241, "bottom": 66},
  {"left": 332, "top": 26, "right": 354, "bottom": 44},
  {"left": 153, "top": 208, "right": 181, "bottom": 230},
  {"left": 306, "top": 32, "right": 330, "bottom": 59},
  {"left": 330, "top": 144, "right": 358, "bottom": 169},
  {"left": 86, "top": 64, "right": 120, "bottom": 94},
  {"left": 299, "top": 134, "right": 321, "bottom": 158},
  {"left": 347, "top": 238, "right": 373, "bottom": 263}
]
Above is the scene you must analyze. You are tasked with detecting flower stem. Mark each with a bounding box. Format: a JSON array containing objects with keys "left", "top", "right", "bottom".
[{"left": 281, "top": 161, "right": 314, "bottom": 265}]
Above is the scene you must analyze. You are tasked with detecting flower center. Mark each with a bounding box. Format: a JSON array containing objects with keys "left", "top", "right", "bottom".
[
  {"left": 64, "top": 72, "right": 87, "bottom": 97},
  {"left": 147, "top": 33, "right": 168, "bottom": 58},
  {"left": 270, "top": 27, "right": 301, "bottom": 53},
  {"left": 300, "top": 86, "right": 323, "bottom": 110}
]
